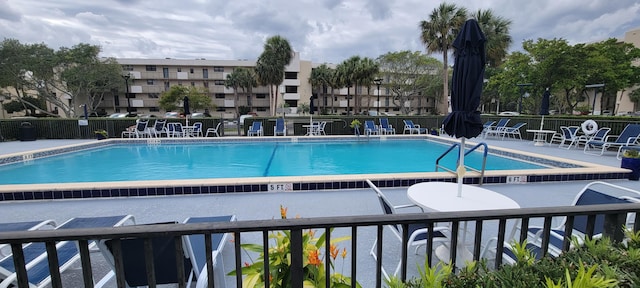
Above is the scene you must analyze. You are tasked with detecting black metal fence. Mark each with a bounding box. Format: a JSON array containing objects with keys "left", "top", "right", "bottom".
[{"left": 0, "top": 203, "right": 638, "bottom": 288}]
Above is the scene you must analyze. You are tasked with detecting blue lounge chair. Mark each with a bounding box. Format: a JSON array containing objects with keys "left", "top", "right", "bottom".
[
  {"left": 0, "top": 215, "right": 135, "bottom": 288},
  {"left": 577, "top": 127, "right": 610, "bottom": 147},
  {"left": 483, "top": 118, "right": 510, "bottom": 139},
  {"left": 584, "top": 123, "right": 640, "bottom": 158},
  {"left": 402, "top": 120, "right": 427, "bottom": 134},
  {"left": 0, "top": 220, "right": 57, "bottom": 257},
  {"left": 167, "top": 122, "right": 185, "bottom": 137},
  {"left": 149, "top": 119, "right": 167, "bottom": 137},
  {"left": 481, "top": 239, "right": 549, "bottom": 265},
  {"left": 184, "top": 215, "right": 236, "bottom": 288},
  {"left": 133, "top": 120, "right": 149, "bottom": 138},
  {"left": 379, "top": 118, "right": 395, "bottom": 134},
  {"left": 500, "top": 122, "right": 526, "bottom": 140},
  {"left": 274, "top": 118, "right": 286, "bottom": 136},
  {"left": 558, "top": 126, "right": 580, "bottom": 149},
  {"left": 527, "top": 182, "right": 637, "bottom": 254},
  {"left": 247, "top": 121, "right": 263, "bottom": 136},
  {"left": 364, "top": 120, "right": 379, "bottom": 135},
  {"left": 481, "top": 120, "right": 496, "bottom": 136}
]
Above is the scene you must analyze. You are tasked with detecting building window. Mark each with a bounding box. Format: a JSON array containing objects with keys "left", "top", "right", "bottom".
[
  {"left": 164, "top": 82, "right": 170, "bottom": 91},
  {"left": 216, "top": 107, "right": 225, "bottom": 112},
  {"left": 203, "top": 69, "right": 208, "bottom": 78},
  {"left": 147, "top": 79, "right": 155, "bottom": 85},
  {"left": 215, "top": 93, "right": 226, "bottom": 99},
  {"left": 257, "top": 107, "right": 267, "bottom": 112},
  {"left": 284, "top": 72, "right": 297, "bottom": 79},
  {"left": 177, "top": 68, "right": 182, "bottom": 72},
  {"left": 285, "top": 86, "right": 297, "bottom": 93},
  {"left": 213, "top": 66, "right": 224, "bottom": 72},
  {"left": 114, "top": 94, "right": 120, "bottom": 106},
  {"left": 148, "top": 93, "right": 159, "bottom": 98},
  {"left": 190, "top": 68, "right": 194, "bottom": 73},
  {"left": 191, "top": 82, "right": 195, "bottom": 86},
  {"left": 203, "top": 82, "right": 209, "bottom": 88},
  {"left": 122, "top": 65, "right": 133, "bottom": 71},
  {"left": 285, "top": 100, "right": 297, "bottom": 107},
  {"left": 214, "top": 80, "right": 225, "bottom": 85},
  {"left": 145, "top": 65, "right": 156, "bottom": 71},
  {"left": 256, "top": 93, "right": 267, "bottom": 99},
  {"left": 150, "top": 107, "right": 160, "bottom": 112},
  {"left": 163, "top": 68, "right": 169, "bottom": 78}
]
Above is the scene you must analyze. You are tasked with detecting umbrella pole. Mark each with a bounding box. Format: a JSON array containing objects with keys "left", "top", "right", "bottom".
[
  {"left": 540, "top": 115, "right": 545, "bottom": 131},
  {"left": 457, "top": 138, "right": 466, "bottom": 197}
]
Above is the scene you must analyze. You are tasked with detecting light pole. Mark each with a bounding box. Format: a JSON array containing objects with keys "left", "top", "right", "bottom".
[
  {"left": 346, "top": 83, "right": 352, "bottom": 115},
  {"left": 374, "top": 78, "right": 383, "bottom": 114},
  {"left": 585, "top": 83, "right": 605, "bottom": 115},
  {"left": 121, "top": 73, "right": 131, "bottom": 116},
  {"left": 516, "top": 83, "right": 533, "bottom": 114}
]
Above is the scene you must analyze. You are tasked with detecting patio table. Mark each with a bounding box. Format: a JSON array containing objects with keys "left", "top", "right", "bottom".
[
  {"left": 407, "top": 182, "right": 520, "bottom": 266},
  {"left": 526, "top": 129, "right": 556, "bottom": 146}
]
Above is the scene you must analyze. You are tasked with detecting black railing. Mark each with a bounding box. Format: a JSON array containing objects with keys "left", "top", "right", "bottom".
[{"left": 0, "top": 203, "right": 639, "bottom": 288}]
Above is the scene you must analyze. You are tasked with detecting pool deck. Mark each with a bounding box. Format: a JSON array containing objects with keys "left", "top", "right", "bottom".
[{"left": 0, "top": 137, "right": 638, "bottom": 287}]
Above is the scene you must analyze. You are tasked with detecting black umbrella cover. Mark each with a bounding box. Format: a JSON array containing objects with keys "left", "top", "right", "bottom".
[
  {"left": 183, "top": 96, "right": 191, "bottom": 115},
  {"left": 442, "top": 19, "right": 486, "bottom": 139},
  {"left": 540, "top": 89, "right": 550, "bottom": 115}
]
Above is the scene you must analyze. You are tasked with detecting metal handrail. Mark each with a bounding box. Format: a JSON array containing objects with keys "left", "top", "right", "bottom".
[{"left": 436, "top": 142, "right": 489, "bottom": 185}]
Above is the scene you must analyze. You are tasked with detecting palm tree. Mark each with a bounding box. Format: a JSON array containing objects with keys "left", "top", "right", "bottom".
[
  {"left": 335, "top": 56, "right": 360, "bottom": 115},
  {"left": 236, "top": 68, "right": 257, "bottom": 110},
  {"left": 225, "top": 69, "right": 242, "bottom": 118},
  {"left": 472, "top": 9, "right": 512, "bottom": 67},
  {"left": 255, "top": 35, "right": 293, "bottom": 116},
  {"left": 419, "top": 2, "right": 467, "bottom": 114},
  {"left": 353, "top": 57, "right": 379, "bottom": 112},
  {"left": 308, "top": 64, "right": 333, "bottom": 115}
]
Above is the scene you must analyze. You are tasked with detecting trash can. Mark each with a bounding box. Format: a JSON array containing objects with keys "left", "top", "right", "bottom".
[{"left": 19, "top": 122, "right": 36, "bottom": 141}]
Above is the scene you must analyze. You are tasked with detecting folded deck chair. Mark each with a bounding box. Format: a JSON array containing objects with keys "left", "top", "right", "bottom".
[
  {"left": 0, "top": 215, "right": 135, "bottom": 288},
  {"left": 526, "top": 182, "right": 636, "bottom": 255},
  {"left": 183, "top": 215, "right": 236, "bottom": 288},
  {"left": 98, "top": 222, "right": 196, "bottom": 288},
  {"left": 584, "top": 123, "right": 640, "bottom": 158},
  {"left": 0, "top": 220, "right": 57, "bottom": 257}
]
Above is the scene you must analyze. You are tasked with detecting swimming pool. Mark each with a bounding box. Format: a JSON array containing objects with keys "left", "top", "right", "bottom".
[
  {"left": 0, "top": 140, "right": 545, "bottom": 185},
  {"left": 0, "top": 136, "right": 630, "bottom": 202}
]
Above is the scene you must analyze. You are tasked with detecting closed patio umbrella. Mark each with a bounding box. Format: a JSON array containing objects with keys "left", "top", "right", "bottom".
[
  {"left": 442, "top": 18, "right": 486, "bottom": 197},
  {"left": 183, "top": 96, "right": 191, "bottom": 127},
  {"left": 540, "top": 88, "right": 550, "bottom": 130}
]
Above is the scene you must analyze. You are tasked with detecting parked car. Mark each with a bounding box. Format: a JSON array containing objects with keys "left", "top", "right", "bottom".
[
  {"left": 164, "top": 112, "right": 179, "bottom": 118},
  {"left": 108, "top": 113, "right": 129, "bottom": 118}
]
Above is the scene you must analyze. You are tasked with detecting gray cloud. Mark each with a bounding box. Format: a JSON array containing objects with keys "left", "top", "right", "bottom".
[{"left": 1, "top": 0, "right": 638, "bottom": 64}]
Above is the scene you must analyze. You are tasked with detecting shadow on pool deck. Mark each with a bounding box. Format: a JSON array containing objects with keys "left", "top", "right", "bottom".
[{"left": 0, "top": 137, "right": 637, "bottom": 286}]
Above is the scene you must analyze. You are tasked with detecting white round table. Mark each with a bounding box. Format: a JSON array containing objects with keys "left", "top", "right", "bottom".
[{"left": 526, "top": 129, "right": 556, "bottom": 146}]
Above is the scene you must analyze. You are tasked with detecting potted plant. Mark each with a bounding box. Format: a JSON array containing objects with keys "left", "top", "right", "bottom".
[
  {"left": 94, "top": 129, "right": 108, "bottom": 140},
  {"left": 621, "top": 148, "right": 640, "bottom": 180},
  {"left": 430, "top": 127, "right": 440, "bottom": 136},
  {"left": 350, "top": 119, "right": 361, "bottom": 136}
]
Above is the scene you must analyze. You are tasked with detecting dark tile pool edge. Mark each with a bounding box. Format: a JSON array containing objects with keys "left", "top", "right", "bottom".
[{"left": 0, "top": 171, "right": 630, "bottom": 202}]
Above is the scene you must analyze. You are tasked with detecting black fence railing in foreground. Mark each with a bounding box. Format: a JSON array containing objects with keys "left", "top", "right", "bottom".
[{"left": 0, "top": 203, "right": 639, "bottom": 288}]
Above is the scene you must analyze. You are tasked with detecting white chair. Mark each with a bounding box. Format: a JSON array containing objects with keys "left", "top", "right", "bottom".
[
  {"left": 148, "top": 119, "right": 167, "bottom": 137},
  {"left": 133, "top": 120, "right": 149, "bottom": 138},
  {"left": 558, "top": 126, "right": 579, "bottom": 149},
  {"left": 191, "top": 122, "right": 203, "bottom": 137},
  {"left": 366, "top": 180, "right": 449, "bottom": 279},
  {"left": 205, "top": 122, "right": 222, "bottom": 137}
]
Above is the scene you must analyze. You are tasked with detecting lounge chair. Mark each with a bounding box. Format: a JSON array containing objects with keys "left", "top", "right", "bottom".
[
  {"left": 205, "top": 122, "right": 222, "bottom": 137},
  {"left": 317, "top": 121, "right": 327, "bottom": 135},
  {"left": 526, "top": 182, "right": 637, "bottom": 255},
  {"left": 576, "top": 127, "right": 611, "bottom": 148},
  {"left": 558, "top": 126, "right": 580, "bottom": 149},
  {"left": 167, "top": 122, "right": 186, "bottom": 137},
  {"left": 500, "top": 122, "right": 526, "bottom": 140},
  {"left": 133, "top": 120, "right": 149, "bottom": 138},
  {"left": 364, "top": 120, "right": 379, "bottom": 135},
  {"left": 366, "top": 180, "right": 449, "bottom": 279},
  {"left": 483, "top": 118, "right": 510, "bottom": 139},
  {"left": 274, "top": 118, "right": 286, "bottom": 136},
  {"left": 247, "top": 121, "right": 263, "bottom": 137},
  {"left": 584, "top": 124, "right": 640, "bottom": 158},
  {"left": 402, "top": 120, "right": 428, "bottom": 134},
  {"left": 0, "top": 215, "right": 135, "bottom": 288},
  {"left": 379, "top": 118, "right": 396, "bottom": 134},
  {"left": 481, "top": 239, "right": 549, "bottom": 265},
  {"left": 190, "top": 122, "right": 203, "bottom": 137},
  {"left": 481, "top": 120, "right": 496, "bottom": 136},
  {"left": 0, "top": 220, "right": 57, "bottom": 257},
  {"left": 184, "top": 215, "right": 236, "bottom": 288},
  {"left": 148, "top": 119, "right": 167, "bottom": 137}
]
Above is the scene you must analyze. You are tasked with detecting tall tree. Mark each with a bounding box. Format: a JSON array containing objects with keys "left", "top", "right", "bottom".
[
  {"left": 308, "top": 64, "right": 334, "bottom": 115},
  {"left": 353, "top": 57, "right": 379, "bottom": 113},
  {"left": 419, "top": 2, "right": 467, "bottom": 115},
  {"left": 472, "top": 9, "right": 512, "bottom": 67},
  {"left": 334, "top": 56, "right": 360, "bottom": 115},
  {"left": 255, "top": 35, "right": 293, "bottom": 116},
  {"left": 159, "top": 85, "right": 211, "bottom": 113}
]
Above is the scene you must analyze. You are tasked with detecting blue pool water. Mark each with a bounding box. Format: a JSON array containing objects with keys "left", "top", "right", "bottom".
[{"left": 0, "top": 140, "right": 545, "bottom": 184}]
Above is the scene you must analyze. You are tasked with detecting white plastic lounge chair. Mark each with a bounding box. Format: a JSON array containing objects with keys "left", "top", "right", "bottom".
[
  {"left": 205, "top": 122, "right": 222, "bottom": 137},
  {"left": 481, "top": 120, "right": 496, "bottom": 136},
  {"left": 366, "top": 180, "right": 449, "bottom": 279},
  {"left": 190, "top": 122, "right": 203, "bottom": 137},
  {"left": 558, "top": 126, "right": 580, "bottom": 149},
  {"left": 167, "top": 122, "right": 186, "bottom": 137},
  {"left": 247, "top": 121, "right": 263, "bottom": 136},
  {"left": 0, "top": 215, "right": 135, "bottom": 288},
  {"left": 184, "top": 215, "right": 236, "bottom": 288},
  {"left": 584, "top": 124, "right": 640, "bottom": 158},
  {"left": 274, "top": 118, "right": 286, "bottom": 136},
  {"left": 402, "top": 120, "right": 427, "bottom": 134},
  {"left": 526, "top": 182, "right": 638, "bottom": 255},
  {"left": 500, "top": 122, "right": 526, "bottom": 140},
  {"left": 133, "top": 120, "right": 149, "bottom": 138},
  {"left": 576, "top": 127, "right": 610, "bottom": 148},
  {"left": 148, "top": 119, "right": 167, "bottom": 137},
  {"left": 0, "top": 220, "right": 57, "bottom": 257},
  {"left": 483, "top": 118, "right": 510, "bottom": 139},
  {"left": 379, "top": 118, "right": 396, "bottom": 134},
  {"left": 364, "top": 120, "right": 379, "bottom": 135},
  {"left": 317, "top": 121, "right": 327, "bottom": 135}
]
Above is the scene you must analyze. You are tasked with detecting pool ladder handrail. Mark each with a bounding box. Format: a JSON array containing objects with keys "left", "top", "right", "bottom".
[{"left": 435, "top": 142, "right": 488, "bottom": 185}]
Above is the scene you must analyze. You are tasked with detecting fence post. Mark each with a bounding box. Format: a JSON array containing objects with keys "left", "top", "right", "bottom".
[
  {"left": 290, "top": 228, "right": 303, "bottom": 286},
  {"left": 603, "top": 213, "right": 627, "bottom": 242}
]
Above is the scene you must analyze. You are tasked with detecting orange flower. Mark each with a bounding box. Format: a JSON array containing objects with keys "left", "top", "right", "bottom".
[
  {"left": 280, "top": 205, "right": 287, "bottom": 219},
  {"left": 308, "top": 229, "right": 315, "bottom": 238},
  {"left": 330, "top": 244, "right": 339, "bottom": 260},
  {"left": 244, "top": 262, "right": 250, "bottom": 267},
  {"left": 308, "top": 249, "right": 322, "bottom": 266},
  {"left": 341, "top": 248, "right": 347, "bottom": 259}
]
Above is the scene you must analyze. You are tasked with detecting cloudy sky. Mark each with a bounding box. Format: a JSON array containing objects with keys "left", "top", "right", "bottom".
[{"left": 1, "top": 0, "right": 639, "bottom": 64}]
